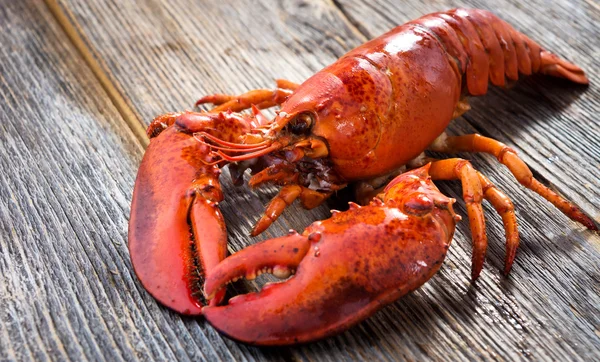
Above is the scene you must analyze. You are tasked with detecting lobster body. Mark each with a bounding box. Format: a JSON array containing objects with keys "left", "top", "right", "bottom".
[
  {"left": 282, "top": 25, "right": 458, "bottom": 180},
  {"left": 128, "top": 9, "right": 594, "bottom": 345},
  {"left": 278, "top": 9, "right": 585, "bottom": 181}
]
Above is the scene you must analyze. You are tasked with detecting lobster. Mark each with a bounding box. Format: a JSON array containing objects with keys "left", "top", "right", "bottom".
[{"left": 128, "top": 8, "right": 596, "bottom": 345}]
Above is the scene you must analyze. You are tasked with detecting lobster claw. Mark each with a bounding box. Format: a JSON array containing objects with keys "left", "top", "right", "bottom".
[
  {"left": 129, "top": 112, "right": 252, "bottom": 314},
  {"left": 203, "top": 165, "right": 458, "bottom": 345}
]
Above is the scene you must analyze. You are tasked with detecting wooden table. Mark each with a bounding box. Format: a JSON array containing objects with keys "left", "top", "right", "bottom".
[{"left": 2, "top": 0, "right": 599, "bottom": 360}]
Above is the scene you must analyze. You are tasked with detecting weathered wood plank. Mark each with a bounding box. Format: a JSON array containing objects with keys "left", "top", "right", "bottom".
[
  {"left": 13, "top": 0, "right": 598, "bottom": 360},
  {"left": 0, "top": 1, "right": 254, "bottom": 361},
  {"left": 0, "top": 1, "right": 156, "bottom": 360}
]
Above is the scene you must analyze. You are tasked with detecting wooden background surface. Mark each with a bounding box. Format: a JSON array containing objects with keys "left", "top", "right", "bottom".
[{"left": 1, "top": 0, "right": 599, "bottom": 360}]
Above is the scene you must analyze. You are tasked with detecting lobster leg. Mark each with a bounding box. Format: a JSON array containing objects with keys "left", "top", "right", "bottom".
[
  {"left": 195, "top": 79, "right": 298, "bottom": 112},
  {"left": 427, "top": 159, "right": 488, "bottom": 279},
  {"left": 430, "top": 134, "right": 597, "bottom": 230},
  {"left": 245, "top": 155, "right": 342, "bottom": 236},
  {"left": 275, "top": 79, "right": 301, "bottom": 91},
  {"left": 427, "top": 158, "right": 519, "bottom": 276},
  {"left": 247, "top": 160, "right": 298, "bottom": 187},
  {"left": 251, "top": 185, "right": 331, "bottom": 236},
  {"left": 477, "top": 173, "right": 519, "bottom": 274}
]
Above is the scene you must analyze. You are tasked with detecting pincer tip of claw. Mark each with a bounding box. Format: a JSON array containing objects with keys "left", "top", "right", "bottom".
[
  {"left": 204, "top": 288, "right": 220, "bottom": 303},
  {"left": 446, "top": 198, "right": 461, "bottom": 221},
  {"left": 434, "top": 197, "right": 461, "bottom": 222}
]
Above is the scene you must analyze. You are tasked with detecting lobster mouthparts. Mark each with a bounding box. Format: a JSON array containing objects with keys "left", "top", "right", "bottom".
[{"left": 203, "top": 165, "right": 457, "bottom": 345}]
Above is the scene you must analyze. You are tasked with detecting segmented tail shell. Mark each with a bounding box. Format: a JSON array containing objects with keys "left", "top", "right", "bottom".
[{"left": 410, "top": 9, "right": 588, "bottom": 95}]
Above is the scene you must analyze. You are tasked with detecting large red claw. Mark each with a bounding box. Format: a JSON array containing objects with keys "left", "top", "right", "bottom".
[
  {"left": 204, "top": 232, "right": 311, "bottom": 301},
  {"left": 129, "top": 126, "right": 226, "bottom": 314},
  {"left": 129, "top": 110, "right": 260, "bottom": 314},
  {"left": 203, "top": 166, "right": 457, "bottom": 345}
]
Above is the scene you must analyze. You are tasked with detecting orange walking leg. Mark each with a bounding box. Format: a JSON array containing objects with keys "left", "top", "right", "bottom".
[
  {"left": 251, "top": 185, "right": 331, "bottom": 237},
  {"left": 478, "top": 173, "right": 519, "bottom": 274},
  {"left": 430, "top": 134, "right": 596, "bottom": 230},
  {"left": 195, "top": 79, "right": 299, "bottom": 113},
  {"left": 428, "top": 158, "right": 520, "bottom": 278},
  {"left": 428, "top": 159, "right": 487, "bottom": 280}
]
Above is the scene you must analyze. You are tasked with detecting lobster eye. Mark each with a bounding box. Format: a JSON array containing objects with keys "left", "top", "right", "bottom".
[{"left": 288, "top": 112, "right": 313, "bottom": 134}]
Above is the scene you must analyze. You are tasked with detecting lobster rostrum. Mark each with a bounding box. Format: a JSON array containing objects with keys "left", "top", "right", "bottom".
[{"left": 129, "top": 9, "right": 597, "bottom": 344}]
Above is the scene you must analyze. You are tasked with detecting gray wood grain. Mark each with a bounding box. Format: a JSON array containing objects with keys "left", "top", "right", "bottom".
[
  {"left": 1, "top": 0, "right": 598, "bottom": 360},
  {"left": 0, "top": 0, "right": 144, "bottom": 361}
]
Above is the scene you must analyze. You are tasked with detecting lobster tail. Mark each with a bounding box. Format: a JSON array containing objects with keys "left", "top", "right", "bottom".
[
  {"left": 411, "top": 9, "right": 588, "bottom": 96},
  {"left": 539, "top": 50, "right": 588, "bottom": 85}
]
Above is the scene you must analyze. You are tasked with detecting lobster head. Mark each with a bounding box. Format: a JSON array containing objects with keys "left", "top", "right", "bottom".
[{"left": 216, "top": 59, "right": 393, "bottom": 185}]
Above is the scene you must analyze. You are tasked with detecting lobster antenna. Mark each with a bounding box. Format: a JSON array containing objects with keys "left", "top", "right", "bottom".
[
  {"left": 217, "top": 142, "right": 282, "bottom": 162},
  {"left": 194, "top": 134, "right": 271, "bottom": 153},
  {"left": 199, "top": 143, "right": 272, "bottom": 153},
  {"left": 195, "top": 131, "right": 269, "bottom": 148},
  {"left": 199, "top": 158, "right": 224, "bottom": 166}
]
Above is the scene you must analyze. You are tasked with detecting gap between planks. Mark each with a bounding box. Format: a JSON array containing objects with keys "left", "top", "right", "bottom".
[{"left": 44, "top": 0, "right": 149, "bottom": 150}]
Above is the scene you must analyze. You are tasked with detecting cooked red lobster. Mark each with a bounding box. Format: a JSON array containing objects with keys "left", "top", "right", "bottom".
[{"left": 129, "top": 8, "right": 596, "bottom": 345}]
